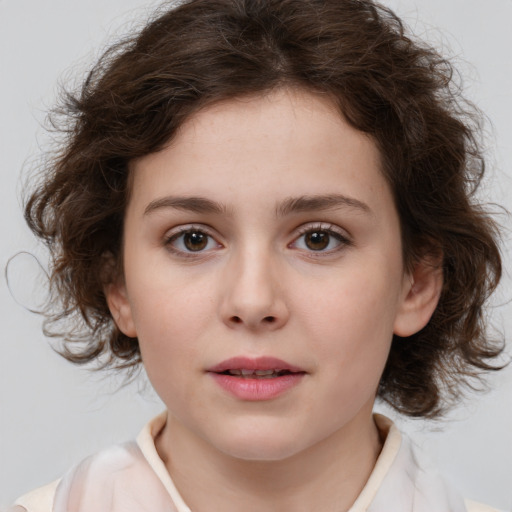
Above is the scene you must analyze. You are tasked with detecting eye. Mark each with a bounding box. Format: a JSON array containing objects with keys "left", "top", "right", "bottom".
[
  {"left": 165, "top": 227, "right": 221, "bottom": 254},
  {"left": 291, "top": 224, "right": 351, "bottom": 253}
]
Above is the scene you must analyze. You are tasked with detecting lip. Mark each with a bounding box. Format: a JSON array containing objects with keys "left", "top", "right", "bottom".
[
  {"left": 208, "top": 356, "right": 305, "bottom": 373},
  {"left": 207, "top": 356, "right": 306, "bottom": 401}
]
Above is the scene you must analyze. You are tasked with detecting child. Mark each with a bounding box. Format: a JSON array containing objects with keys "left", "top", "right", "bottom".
[{"left": 9, "top": 0, "right": 507, "bottom": 510}]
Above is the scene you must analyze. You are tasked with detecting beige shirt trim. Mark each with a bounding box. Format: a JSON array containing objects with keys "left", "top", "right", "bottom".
[
  {"left": 136, "top": 412, "right": 191, "bottom": 512},
  {"left": 12, "top": 479, "right": 59, "bottom": 512}
]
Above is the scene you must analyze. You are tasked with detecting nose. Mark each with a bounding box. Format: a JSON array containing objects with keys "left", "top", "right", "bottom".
[{"left": 219, "top": 247, "right": 289, "bottom": 332}]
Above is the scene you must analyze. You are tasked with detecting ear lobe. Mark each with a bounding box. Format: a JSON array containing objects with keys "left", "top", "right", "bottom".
[
  {"left": 105, "top": 282, "right": 137, "bottom": 338},
  {"left": 393, "top": 255, "right": 443, "bottom": 337}
]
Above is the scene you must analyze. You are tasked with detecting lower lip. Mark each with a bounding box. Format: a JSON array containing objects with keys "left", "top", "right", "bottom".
[{"left": 209, "top": 373, "right": 305, "bottom": 401}]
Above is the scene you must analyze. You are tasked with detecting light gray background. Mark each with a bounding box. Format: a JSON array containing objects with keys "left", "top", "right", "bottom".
[{"left": 1, "top": 0, "right": 511, "bottom": 509}]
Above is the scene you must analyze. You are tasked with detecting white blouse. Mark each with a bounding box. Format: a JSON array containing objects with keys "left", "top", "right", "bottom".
[{"left": 11, "top": 413, "right": 500, "bottom": 512}]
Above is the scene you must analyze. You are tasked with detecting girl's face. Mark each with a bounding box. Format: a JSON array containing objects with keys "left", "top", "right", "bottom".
[{"left": 109, "top": 89, "right": 422, "bottom": 461}]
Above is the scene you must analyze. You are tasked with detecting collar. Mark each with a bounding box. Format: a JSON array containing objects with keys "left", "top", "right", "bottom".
[
  {"left": 51, "top": 412, "right": 467, "bottom": 511},
  {"left": 137, "top": 412, "right": 467, "bottom": 512}
]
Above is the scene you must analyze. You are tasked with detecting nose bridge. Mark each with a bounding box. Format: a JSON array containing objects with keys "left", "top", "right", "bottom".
[{"left": 220, "top": 238, "right": 288, "bottom": 330}]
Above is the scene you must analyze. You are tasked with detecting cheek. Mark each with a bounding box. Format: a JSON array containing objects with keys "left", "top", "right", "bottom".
[
  {"left": 128, "top": 276, "right": 215, "bottom": 375},
  {"left": 134, "top": 297, "right": 206, "bottom": 411},
  {"left": 129, "top": 263, "right": 215, "bottom": 332},
  {"left": 294, "top": 266, "right": 399, "bottom": 371}
]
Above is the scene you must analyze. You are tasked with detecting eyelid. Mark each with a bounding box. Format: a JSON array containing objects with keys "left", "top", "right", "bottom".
[
  {"left": 164, "top": 223, "right": 216, "bottom": 240},
  {"left": 294, "top": 222, "right": 350, "bottom": 237},
  {"left": 295, "top": 222, "right": 351, "bottom": 240}
]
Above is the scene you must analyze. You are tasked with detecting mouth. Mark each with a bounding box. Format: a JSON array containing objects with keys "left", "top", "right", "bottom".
[
  {"left": 207, "top": 356, "right": 306, "bottom": 377},
  {"left": 217, "top": 369, "right": 302, "bottom": 379},
  {"left": 207, "top": 356, "right": 306, "bottom": 400}
]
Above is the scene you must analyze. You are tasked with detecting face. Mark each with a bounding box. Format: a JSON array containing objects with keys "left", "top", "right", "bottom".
[{"left": 109, "top": 89, "right": 425, "bottom": 462}]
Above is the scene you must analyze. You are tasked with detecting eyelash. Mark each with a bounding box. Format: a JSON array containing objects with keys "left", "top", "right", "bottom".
[
  {"left": 291, "top": 223, "right": 352, "bottom": 256},
  {"left": 164, "top": 225, "right": 221, "bottom": 258},
  {"left": 164, "top": 223, "right": 352, "bottom": 258}
]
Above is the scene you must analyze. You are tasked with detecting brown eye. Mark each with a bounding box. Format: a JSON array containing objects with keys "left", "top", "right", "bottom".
[
  {"left": 183, "top": 231, "right": 208, "bottom": 251},
  {"left": 166, "top": 228, "right": 219, "bottom": 254},
  {"left": 304, "top": 230, "right": 330, "bottom": 251},
  {"left": 291, "top": 225, "right": 350, "bottom": 254}
]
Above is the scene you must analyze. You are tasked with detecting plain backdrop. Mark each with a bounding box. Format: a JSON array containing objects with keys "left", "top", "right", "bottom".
[{"left": 1, "top": 0, "right": 511, "bottom": 509}]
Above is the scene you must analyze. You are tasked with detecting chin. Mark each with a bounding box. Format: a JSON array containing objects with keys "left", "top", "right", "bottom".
[
  {"left": 210, "top": 425, "right": 313, "bottom": 462},
  {"left": 222, "top": 441, "right": 302, "bottom": 462}
]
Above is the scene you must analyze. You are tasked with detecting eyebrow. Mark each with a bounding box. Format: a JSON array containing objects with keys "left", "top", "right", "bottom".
[
  {"left": 143, "top": 193, "right": 371, "bottom": 217},
  {"left": 276, "top": 194, "right": 372, "bottom": 217},
  {"left": 144, "top": 196, "right": 228, "bottom": 216}
]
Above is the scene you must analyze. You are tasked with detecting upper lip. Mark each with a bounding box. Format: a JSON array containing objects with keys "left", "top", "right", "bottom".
[{"left": 207, "top": 356, "right": 305, "bottom": 373}]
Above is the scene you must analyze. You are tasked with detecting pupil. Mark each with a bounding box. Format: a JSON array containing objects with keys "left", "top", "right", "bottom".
[
  {"left": 306, "top": 231, "right": 329, "bottom": 250},
  {"left": 184, "top": 232, "right": 207, "bottom": 251}
]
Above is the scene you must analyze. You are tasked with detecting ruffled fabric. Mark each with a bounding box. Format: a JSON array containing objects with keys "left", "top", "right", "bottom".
[
  {"left": 52, "top": 442, "right": 178, "bottom": 512},
  {"left": 363, "top": 434, "right": 467, "bottom": 512}
]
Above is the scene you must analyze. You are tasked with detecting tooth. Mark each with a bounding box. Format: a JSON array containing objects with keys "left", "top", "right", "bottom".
[
  {"left": 241, "top": 369, "right": 254, "bottom": 376},
  {"left": 229, "top": 369, "right": 242, "bottom": 376},
  {"left": 254, "top": 369, "right": 275, "bottom": 376}
]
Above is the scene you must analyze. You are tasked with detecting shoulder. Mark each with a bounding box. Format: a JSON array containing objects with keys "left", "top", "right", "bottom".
[
  {"left": 11, "top": 479, "right": 60, "bottom": 512},
  {"left": 9, "top": 439, "right": 175, "bottom": 512},
  {"left": 9, "top": 414, "right": 169, "bottom": 512},
  {"left": 10, "top": 442, "right": 148, "bottom": 512},
  {"left": 372, "top": 415, "right": 504, "bottom": 512}
]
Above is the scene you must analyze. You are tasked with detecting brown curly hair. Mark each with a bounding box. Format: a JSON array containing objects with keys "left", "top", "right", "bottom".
[{"left": 25, "top": 0, "right": 503, "bottom": 418}]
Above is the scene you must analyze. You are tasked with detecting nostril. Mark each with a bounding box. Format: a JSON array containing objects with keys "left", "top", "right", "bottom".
[{"left": 228, "top": 315, "right": 278, "bottom": 326}]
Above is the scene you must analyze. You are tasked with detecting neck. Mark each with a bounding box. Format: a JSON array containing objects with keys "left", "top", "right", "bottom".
[{"left": 156, "top": 407, "right": 382, "bottom": 512}]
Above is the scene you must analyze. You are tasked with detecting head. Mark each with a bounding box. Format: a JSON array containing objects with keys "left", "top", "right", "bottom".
[{"left": 26, "top": 0, "right": 502, "bottom": 419}]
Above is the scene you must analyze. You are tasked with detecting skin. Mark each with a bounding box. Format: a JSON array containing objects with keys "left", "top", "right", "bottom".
[{"left": 107, "top": 88, "right": 442, "bottom": 511}]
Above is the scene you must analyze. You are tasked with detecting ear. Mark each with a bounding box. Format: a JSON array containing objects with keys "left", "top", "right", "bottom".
[
  {"left": 105, "top": 281, "right": 137, "bottom": 338},
  {"left": 393, "top": 253, "right": 443, "bottom": 337}
]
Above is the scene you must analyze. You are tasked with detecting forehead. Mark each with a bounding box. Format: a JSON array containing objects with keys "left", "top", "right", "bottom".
[{"left": 128, "top": 88, "right": 391, "bottom": 215}]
